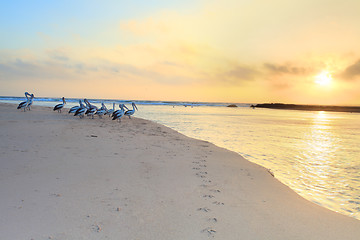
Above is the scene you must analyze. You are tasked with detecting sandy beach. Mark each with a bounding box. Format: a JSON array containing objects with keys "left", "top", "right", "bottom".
[{"left": 1, "top": 102, "right": 360, "bottom": 240}]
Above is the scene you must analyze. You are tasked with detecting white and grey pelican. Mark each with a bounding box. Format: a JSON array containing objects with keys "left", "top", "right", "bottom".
[
  {"left": 84, "top": 99, "right": 97, "bottom": 119},
  {"left": 53, "top": 97, "right": 66, "bottom": 112},
  {"left": 95, "top": 103, "right": 107, "bottom": 118},
  {"left": 112, "top": 104, "right": 128, "bottom": 122},
  {"left": 86, "top": 107, "right": 97, "bottom": 119},
  {"left": 84, "top": 99, "right": 97, "bottom": 110},
  {"left": 69, "top": 99, "right": 83, "bottom": 114},
  {"left": 17, "top": 92, "right": 31, "bottom": 111},
  {"left": 74, "top": 103, "right": 87, "bottom": 118},
  {"left": 101, "top": 102, "right": 107, "bottom": 111},
  {"left": 111, "top": 104, "right": 127, "bottom": 118},
  {"left": 105, "top": 103, "right": 115, "bottom": 117},
  {"left": 124, "top": 102, "right": 138, "bottom": 119},
  {"left": 26, "top": 94, "right": 35, "bottom": 111}
]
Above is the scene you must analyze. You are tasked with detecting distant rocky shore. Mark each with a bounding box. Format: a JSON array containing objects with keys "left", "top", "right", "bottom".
[{"left": 252, "top": 103, "right": 360, "bottom": 113}]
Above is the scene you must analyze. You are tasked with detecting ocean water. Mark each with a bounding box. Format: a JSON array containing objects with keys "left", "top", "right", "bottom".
[{"left": 2, "top": 97, "right": 360, "bottom": 220}]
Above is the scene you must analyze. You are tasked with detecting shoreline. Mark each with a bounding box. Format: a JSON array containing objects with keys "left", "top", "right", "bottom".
[{"left": 1, "top": 102, "right": 360, "bottom": 239}]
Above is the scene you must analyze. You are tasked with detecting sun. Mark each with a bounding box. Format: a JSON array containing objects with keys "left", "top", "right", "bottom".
[{"left": 315, "top": 70, "right": 332, "bottom": 86}]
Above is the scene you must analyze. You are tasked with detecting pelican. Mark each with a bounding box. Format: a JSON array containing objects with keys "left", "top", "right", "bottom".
[
  {"left": 86, "top": 107, "right": 97, "bottom": 119},
  {"left": 101, "top": 102, "right": 108, "bottom": 111},
  {"left": 26, "top": 94, "right": 35, "bottom": 111},
  {"left": 111, "top": 104, "right": 127, "bottom": 118},
  {"left": 17, "top": 92, "right": 31, "bottom": 111},
  {"left": 53, "top": 97, "right": 66, "bottom": 112},
  {"left": 95, "top": 103, "right": 107, "bottom": 118},
  {"left": 82, "top": 100, "right": 96, "bottom": 119},
  {"left": 68, "top": 99, "right": 83, "bottom": 114},
  {"left": 83, "top": 99, "right": 97, "bottom": 119},
  {"left": 112, "top": 104, "right": 128, "bottom": 122},
  {"left": 124, "top": 102, "right": 138, "bottom": 119},
  {"left": 84, "top": 99, "right": 97, "bottom": 110},
  {"left": 105, "top": 103, "right": 115, "bottom": 117},
  {"left": 74, "top": 103, "right": 87, "bottom": 118}
]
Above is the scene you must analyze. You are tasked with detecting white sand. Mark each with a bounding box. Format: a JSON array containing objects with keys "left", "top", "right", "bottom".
[{"left": 1, "top": 102, "right": 360, "bottom": 240}]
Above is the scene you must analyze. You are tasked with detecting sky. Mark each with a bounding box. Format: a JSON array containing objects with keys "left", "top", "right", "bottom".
[{"left": 1, "top": 0, "right": 360, "bottom": 105}]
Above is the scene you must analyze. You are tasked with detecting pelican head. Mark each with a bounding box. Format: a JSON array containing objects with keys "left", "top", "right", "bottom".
[
  {"left": 84, "top": 99, "right": 90, "bottom": 107},
  {"left": 132, "top": 102, "right": 138, "bottom": 111},
  {"left": 122, "top": 104, "right": 129, "bottom": 110}
]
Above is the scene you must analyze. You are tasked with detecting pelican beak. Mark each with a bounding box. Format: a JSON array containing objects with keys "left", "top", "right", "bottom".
[{"left": 135, "top": 104, "right": 138, "bottom": 111}]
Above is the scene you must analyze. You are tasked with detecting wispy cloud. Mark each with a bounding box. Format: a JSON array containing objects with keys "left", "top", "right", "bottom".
[
  {"left": 264, "top": 63, "right": 311, "bottom": 75},
  {"left": 212, "top": 65, "right": 260, "bottom": 86},
  {"left": 46, "top": 49, "right": 69, "bottom": 62},
  {"left": 339, "top": 60, "right": 360, "bottom": 80}
]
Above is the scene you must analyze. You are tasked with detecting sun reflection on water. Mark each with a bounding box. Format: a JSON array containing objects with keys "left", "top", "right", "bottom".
[{"left": 290, "top": 111, "right": 359, "bottom": 217}]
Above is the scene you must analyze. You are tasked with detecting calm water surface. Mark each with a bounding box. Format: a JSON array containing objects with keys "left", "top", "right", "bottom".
[{"left": 2, "top": 98, "right": 360, "bottom": 219}]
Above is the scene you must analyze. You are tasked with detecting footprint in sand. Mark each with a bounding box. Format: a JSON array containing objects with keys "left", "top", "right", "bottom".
[
  {"left": 196, "top": 173, "right": 207, "bottom": 178},
  {"left": 203, "top": 194, "right": 215, "bottom": 199},
  {"left": 210, "top": 189, "right": 221, "bottom": 193},
  {"left": 91, "top": 224, "right": 102, "bottom": 233},
  {"left": 208, "top": 217, "right": 218, "bottom": 223},
  {"left": 201, "top": 227, "right": 216, "bottom": 237},
  {"left": 197, "top": 207, "right": 211, "bottom": 212},
  {"left": 192, "top": 157, "right": 223, "bottom": 238}
]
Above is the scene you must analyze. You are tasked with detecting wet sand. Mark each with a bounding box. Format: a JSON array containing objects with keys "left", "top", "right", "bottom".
[{"left": 1, "top": 102, "right": 360, "bottom": 240}]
